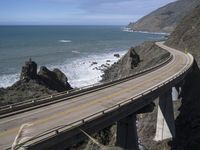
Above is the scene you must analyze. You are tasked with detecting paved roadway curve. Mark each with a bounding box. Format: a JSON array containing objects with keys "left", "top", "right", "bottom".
[{"left": 0, "top": 42, "right": 194, "bottom": 149}]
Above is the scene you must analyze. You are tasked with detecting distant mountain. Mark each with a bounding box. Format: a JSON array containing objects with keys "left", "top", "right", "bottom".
[{"left": 128, "top": 0, "right": 200, "bottom": 33}]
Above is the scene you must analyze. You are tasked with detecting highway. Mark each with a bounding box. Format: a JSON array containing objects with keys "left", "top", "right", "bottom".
[{"left": 0, "top": 42, "right": 194, "bottom": 149}]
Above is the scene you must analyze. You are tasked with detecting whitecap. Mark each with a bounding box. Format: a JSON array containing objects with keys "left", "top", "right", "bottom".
[
  {"left": 59, "top": 40, "right": 72, "bottom": 43},
  {"left": 72, "top": 50, "right": 80, "bottom": 54}
]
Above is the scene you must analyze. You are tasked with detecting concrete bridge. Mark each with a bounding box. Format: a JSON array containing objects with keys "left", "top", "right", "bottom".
[{"left": 0, "top": 42, "right": 194, "bottom": 150}]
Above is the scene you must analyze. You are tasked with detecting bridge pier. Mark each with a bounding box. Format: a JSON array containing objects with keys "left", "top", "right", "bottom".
[
  {"left": 116, "top": 114, "right": 139, "bottom": 150},
  {"left": 154, "top": 89, "right": 175, "bottom": 141}
]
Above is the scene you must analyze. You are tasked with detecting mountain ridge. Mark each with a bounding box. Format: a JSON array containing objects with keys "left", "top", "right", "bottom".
[{"left": 128, "top": 0, "right": 200, "bottom": 33}]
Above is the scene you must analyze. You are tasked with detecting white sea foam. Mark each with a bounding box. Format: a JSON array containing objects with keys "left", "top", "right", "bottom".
[
  {"left": 0, "top": 73, "right": 20, "bottom": 88},
  {"left": 48, "top": 51, "right": 126, "bottom": 88},
  {"left": 59, "top": 40, "right": 72, "bottom": 43},
  {"left": 72, "top": 50, "right": 80, "bottom": 54},
  {"left": 0, "top": 51, "right": 126, "bottom": 88},
  {"left": 122, "top": 27, "right": 170, "bottom": 35}
]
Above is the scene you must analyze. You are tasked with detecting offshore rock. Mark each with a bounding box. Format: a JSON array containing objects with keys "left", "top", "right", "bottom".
[
  {"left": 114, "top": 54, "right": 120, "bottom": 58},
  {"left": 20, "top": 58, "right": 37, "bottom": 81},
  {"left": 38, "top": 66, "right": 72, "bottom": 92}
]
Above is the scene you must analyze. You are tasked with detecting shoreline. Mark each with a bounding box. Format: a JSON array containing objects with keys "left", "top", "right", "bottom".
[
  {"left": 0, "top": 50, "right": 126, "bottom": 89},
  {"left": 122, "top": 27, "right": 170, "bottom": 35}
]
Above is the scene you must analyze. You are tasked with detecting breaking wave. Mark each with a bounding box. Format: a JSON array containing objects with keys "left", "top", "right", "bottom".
[
  {"left": 59, "top": 40, "right": 72, "bottom": 43},
  {"left": 0, "top": 51, "right": 126, "bottom": 88}
]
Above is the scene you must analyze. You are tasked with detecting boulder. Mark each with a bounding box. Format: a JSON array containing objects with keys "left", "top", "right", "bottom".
[
  {"left": 38, "top": 66, "right": 72, "bottom": 92},
  {"left": 90, "top": 62, "right": 98, "bottom": 66},
  {"left": 53, "top": 68, "right": 69, "bottom": 85},
  {"left": 20, "top": 58, "right": 37, "bottom": 81},
  {"left": 114, "top": 54, "right": 120, "bottom": 58}
]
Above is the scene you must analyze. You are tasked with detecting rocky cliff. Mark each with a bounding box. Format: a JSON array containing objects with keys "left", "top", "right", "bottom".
[
  {"left": 102, "top": 41, "right": 170, "bottom": 82},
  {"left": 171, "top": 61, "right": 200, "bottom": 150},
  {"left": 128, "top": 0, "right": 200, "bottom": 33},
  {"left": 165, "top": 4, "right": 200, "bottom": 150}
]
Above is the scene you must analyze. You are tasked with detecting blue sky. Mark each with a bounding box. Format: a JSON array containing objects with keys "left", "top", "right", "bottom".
[{"left": 0, "top": 0, "right": 176, "bottom": 25}]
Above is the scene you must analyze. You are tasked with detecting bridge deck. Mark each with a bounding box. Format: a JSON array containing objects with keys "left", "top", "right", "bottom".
[{"left": 0, "top": 42, "right": 193, "bottom": 149}]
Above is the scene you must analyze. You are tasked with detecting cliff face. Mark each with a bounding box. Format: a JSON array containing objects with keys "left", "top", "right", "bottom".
[
  {"left": 172, "top": 61, "right": 200, "bottom": 150},
  {"left": 128, "top": 0, "right": 200, "bottom": 33},
  {"left": 165, "top": 4, "right": 200, "bottom": 150}
]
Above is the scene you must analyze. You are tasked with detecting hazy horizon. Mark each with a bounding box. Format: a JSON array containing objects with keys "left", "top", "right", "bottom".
[{"left": 0, "top": 0, "right": 176, "bottom": 25}]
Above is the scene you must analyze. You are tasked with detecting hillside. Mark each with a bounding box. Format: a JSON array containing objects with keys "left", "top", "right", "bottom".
[
  {"left": 166, "top": 4, "right": 200, "bottom": 65},
  {"left": 128, "top": 0, "right": 200, "bottom": 33},
  {"left": 102, "top": 41, "right": 169, "bottom": 82},
  {"left": 165, "top": 4, "right": 200, "bottom": 149}
]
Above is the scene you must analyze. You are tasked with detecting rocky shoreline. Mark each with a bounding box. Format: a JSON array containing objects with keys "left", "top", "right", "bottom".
[{"left": 0, "top": 59, "right": 72, "bottom": 106}]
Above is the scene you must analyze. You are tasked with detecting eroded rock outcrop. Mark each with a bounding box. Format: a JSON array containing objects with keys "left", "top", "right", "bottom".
[
  {"left": 0, "top": 59, "right": 72, "bottom": 106},
  {"left": 19, "top": 59, "right": 72, "bottom": 92},
  {"left": 38, "top": 67, "right": 72, "bottom": 92},
  {"left": 20, "top": 58, "right": 37, "bottom": 81}
]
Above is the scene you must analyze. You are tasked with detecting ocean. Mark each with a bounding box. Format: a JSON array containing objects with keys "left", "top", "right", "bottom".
[{"left": 0, "top": 26, "right": 165, "bottom": 88}]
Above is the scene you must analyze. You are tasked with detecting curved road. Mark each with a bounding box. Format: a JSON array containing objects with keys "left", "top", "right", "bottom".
[{"left": 0, "top": 42, "right": 194, "bottom": 149}]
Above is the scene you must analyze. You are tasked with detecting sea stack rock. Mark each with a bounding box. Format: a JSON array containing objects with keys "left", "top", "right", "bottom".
[
  {"left": 38, "top": 66, "right": 72, "bottom": 92},
  {"left": 129, "top": 47, "right": 140, "bottom": 68},
  {"left": 19, "top": 58, "right": 72, "bottom": 92},
  {"left": 114, "top": 54, "right": 120, "bottom": 58},
  {"left": 20, "top": 58, "right": 37, "bottom": 81}
]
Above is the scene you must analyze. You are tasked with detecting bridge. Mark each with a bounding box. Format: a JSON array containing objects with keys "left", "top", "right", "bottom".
[{"left": 0, "top": 42, "right": 194, "bottom": 150}]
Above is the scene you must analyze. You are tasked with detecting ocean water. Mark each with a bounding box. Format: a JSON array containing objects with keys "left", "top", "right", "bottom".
[{"left": 0, "top": 26, "right": 165, "bottom": 88}]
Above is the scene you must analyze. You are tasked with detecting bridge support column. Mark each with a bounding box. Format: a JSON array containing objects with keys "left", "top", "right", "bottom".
[
  {"left": 154, "top": 89, "right": 175, "bottom": 141},
  {"left": 116, "top": 114, "right": 139, "bottom": 150}
]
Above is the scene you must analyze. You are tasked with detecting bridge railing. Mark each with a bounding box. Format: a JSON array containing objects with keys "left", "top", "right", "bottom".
[
  {"left": 12, "top": 52, "right": 194, "bottom": 150},
  {"left": 0, "top": 50, "right": 194, "bottom": 119},
  {"left": 0, "top": 53, "right": 172, "bottom": 117}
]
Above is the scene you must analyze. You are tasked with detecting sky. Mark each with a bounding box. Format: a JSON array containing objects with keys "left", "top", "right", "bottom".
[{"left": 0, "top": 0, "right": 176, "bottom": 25}]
